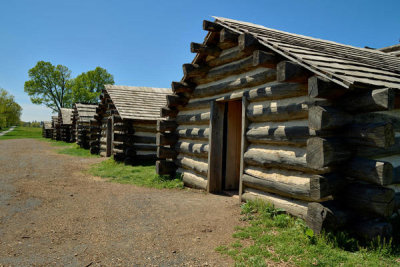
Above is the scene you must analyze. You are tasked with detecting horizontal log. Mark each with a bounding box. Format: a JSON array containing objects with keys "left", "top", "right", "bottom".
[
  {"left": 156, "top": 160, "right": 176, "bottom": 175},
  {"left": 167, "top": 94, "right": 188, "bottom": 108},
  {"left": 157, "top": 120, "right": 178, "bottom": 132},
  {"left": 176, "top": 126, "right": 209, "bottom": 140},
  {"left": 246, "top": 82, "right": 307, "bottom": 102},
  {"left": 306, "top": 137, "right": 352, "bottom": 169},
  {"left": 183, "top": 63, "right": 207, "bottom": 79},
  {"left": 176, "top": 110, "right": 210, "bottom": 125},
  {"left": 308, "top": 106, "right": 352, "bottom": 130},
  {"left": 161, "top": 107, "right": 178, "bottom": 118},
  {"left": 242, "top": 187, "right": 308, "bottom": 219},
  {"left": 343, "top": 157, "right": 393, "bottom": 186},
  {"left": 277, "top": 61, "right": 311, "bottom": 83},
  {"left": 339, "top": 88, "right": 395, "bottom": 113},
  {"left": 243, "top": 166, "right": 340, "bottom": 201},
  {"left": 133, "top": 135, "right": 156, "bottom": 144},
  {"left": 192, "top": 51, "right": 277, "bottom": 85},
  {"left": 308, "top": 76, "right": 348, "bottom": 99},
  {"left": 179, "top": 168, "right": 208, "bottom": 190},
  {"left": 133, "top": 124, "right": 156, "bottom": 133},
  {"left": 246, "top": 96, "right": 309, "bottom": 122},
  {"left": 244, "top": 144, "right": 328, "bottom": 173},
  {"left": 337, "top": 183, "right": 395, "bottom": 217},
  {"left": 193, "top": 68, "right": 276, "bottom": 98},
  {"left": 306, "top": 201, "right": 350, "bottom": 234},
  {"left": 190, "top": 42, "right": 222, "bottom": 57},
  {"left": 246, "top": 121, "right": 310, "bottom": 146},
  {"left": 207, "top": 46, "right": 253, "bottom": 68},
  {"left": 132, "top": 144, "right": 157, "bottom": 151},
  {"left": 171, "top": 81, "right": 195, "bottom": 95},
  {"left": 125, "top": 148, "right": 137, "bottom": 157},
  {"left": 219, "top": 28, "right": 238, "bottom": 44},
  {"left": 156, "top": 132, "right": 178, "bottom": 146},
  {"left": 238, "top": 33, "right": 260, "bottom": 52},
  {"left": 346, "top": 122, "right": 394, "bottom": 148},
  {"left": 175, "top": 155, "right": 208, "bottom": 176},
  {"left": 355, "top": 134, "right": 400, "bottom": 158},
  {"left": 203, "top": 20, "right": 222, "bottom": 32},
  {"left": 175, "top": 141, "right": 209, "bottom": 158},
  {"left": 157, "top": 146, "right": 177, "bottom": 159},
  {"left": 113, "top": 148, "right": 124, "bottom": 155}
]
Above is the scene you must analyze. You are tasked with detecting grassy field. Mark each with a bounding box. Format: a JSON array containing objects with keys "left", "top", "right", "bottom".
[
  {"left": 88, "top": 158, "right": 184, "bottom": 189},
  {"left": 0, "top": 126, "right": 42, "bottom": 140},
  {"left": 217, "top": 200, "right": 400, "bottom": 266}
]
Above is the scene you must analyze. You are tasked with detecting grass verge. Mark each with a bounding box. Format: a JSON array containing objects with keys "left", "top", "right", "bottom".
[
  {"left": 57, "top": 143, "right": 99, "bottom": 157},
  {"left": 88, "top": 158, "right": 184, "bottom": 189},
  {"left": 0, "top": 127, "right": 42, "bottom": 140},
  {"left": 216, "top": 200, "right": 400, "bottom": 266}
]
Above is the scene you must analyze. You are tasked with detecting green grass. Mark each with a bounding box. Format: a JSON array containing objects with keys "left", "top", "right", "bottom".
[
  {"left": 57, "top": 143, "right": 99, "bottom": 157},
  {"left": 0, "top": 126, "right": 42, "bottom": 140},
  {"left": 88, "top": 158, "right": 184, "bottom": 189},
  {"left": 216, "top": 200, "right": 400, "bottom": 266}
]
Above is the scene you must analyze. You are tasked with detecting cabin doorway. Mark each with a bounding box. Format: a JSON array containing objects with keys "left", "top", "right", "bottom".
[
  {"left": 106, "top": 117, "right": 113, "bottom": 157},
  {"left": 208, "top": 99, "right": 242, "bottom": 194}
]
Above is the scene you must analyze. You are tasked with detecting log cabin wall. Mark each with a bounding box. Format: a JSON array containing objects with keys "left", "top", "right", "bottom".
[
  {"left": 157, "top": 17, "right": 400, "bottom": 239},
  {"left": 73, "top": 103, "right": 97, "bottom": 149},
  {"left": 91, "top": 85, "right": 171, "bottom": 164},
  {"left": 42, "top": 121, "right": 52, "bottom": 138},
  {"left": 59, "top": 108, "right": 74, "bottom": 143},
  {"left": 51, "top": 116, "right": 61, "bottom": 140}
]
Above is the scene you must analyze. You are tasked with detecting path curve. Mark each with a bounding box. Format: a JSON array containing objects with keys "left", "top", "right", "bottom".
[{"left": 0, "top": 126, "right": 16, "bottom": 136}]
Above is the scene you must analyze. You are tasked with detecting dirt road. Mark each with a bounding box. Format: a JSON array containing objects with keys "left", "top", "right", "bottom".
[{"left": 0, "top": 139, "right": 242, "bottom": 266}]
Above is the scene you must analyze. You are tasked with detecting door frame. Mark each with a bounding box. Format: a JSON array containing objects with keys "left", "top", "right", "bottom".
[
  {"left": 207, "top": 96, "right": 248, "bottom": 198},
  {"left": 106, "top": 115, "right": 114, "bottom": 157}
]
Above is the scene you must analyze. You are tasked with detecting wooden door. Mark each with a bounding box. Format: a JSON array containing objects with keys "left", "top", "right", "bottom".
[
  {"left": 106, "top": 117, "right": 113, "bottom": 157},
  {"left": 224, "top": 101, "right": 242, "bottom": 190},
  {"left": 208, "top": 100, "right": 242, "bottom": 193}
]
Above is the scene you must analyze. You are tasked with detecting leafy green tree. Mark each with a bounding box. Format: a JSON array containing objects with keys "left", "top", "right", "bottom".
[
  {"left": 0, "top": 88, "right": 22, "bottom": 129},
  {"left": 70, "top": 67, "right": 114, "bottom": 104},
  {"left": 24, "top": 61, "right": 73, "bottom": 112}
]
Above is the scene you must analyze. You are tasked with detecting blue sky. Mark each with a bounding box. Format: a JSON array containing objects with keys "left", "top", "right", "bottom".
[{"left": 0, "top": 0, "right": 399, "bottom": 121}]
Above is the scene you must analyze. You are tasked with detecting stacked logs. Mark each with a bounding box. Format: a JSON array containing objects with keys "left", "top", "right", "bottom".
[
  {"left": 72, "top": 103, "right": 97, "bottom": 149},
  {"left": 156, "top": 20, "right": 399, "bottom": 239},
  {"left": 51, "top": 116, "right": 61, "bottom": 140},
  {"left": 305, "top": 77, "right": 398, "bottom": 239},
  {"left": 89, "top": 117, "right": 101, "bottom": 154},
  {"left": 59, "top": 108, "right": 74, "bottom": 143},
  {"left": 42, "top": 121, "right": 52, "bottom": 138}
]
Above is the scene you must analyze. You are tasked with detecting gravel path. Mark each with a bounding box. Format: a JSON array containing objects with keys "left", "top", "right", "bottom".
[
  {"left": 0, "top": 126, "right": 16, "bottom": 136},
  {"left": 0, "top": 139, "right": 243, "bottom": 266}
]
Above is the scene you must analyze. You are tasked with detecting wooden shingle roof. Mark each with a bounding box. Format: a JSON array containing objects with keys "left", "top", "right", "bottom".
[
  {"left": 104, "top": 85, "right": 172, "bottom": 120},
  {"left": 210, "top": 17, "right": 400, "bottom": 89},
  {"left": 74, "top": 103, "right": 97, "bottom": 123},
  {"left": 60, "top": 108, "right": 73, "bottom": 125},
  {"left": 43, "top": 121, "right": 52, "bottom": 130}
]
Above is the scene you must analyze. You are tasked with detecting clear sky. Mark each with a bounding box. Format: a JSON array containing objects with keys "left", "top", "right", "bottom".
[{"left": 1, "top": 0, "right": 399, "bottom": 122}]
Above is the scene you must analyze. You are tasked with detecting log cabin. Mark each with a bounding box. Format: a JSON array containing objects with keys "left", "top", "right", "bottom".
[
  {"left": 90, "top": 85, "right": 172, "bottom": 164},
  {"left": 42, "top": 121, "right": 52, "bottom": 138},
  {"left": 59, "top": 108, "right": 74, "bottom": 142},
  {"left": 156, "top": 17, "right": 400, "bottom": 239},
  {"left": 72, "top": 103, "right": 97, "bottom": 149},
  {"left": 51, "top": 115, "right": 60, "bottom": 140}
]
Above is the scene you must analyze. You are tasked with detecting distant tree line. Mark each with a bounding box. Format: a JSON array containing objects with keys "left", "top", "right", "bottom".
[
  {"left": 24, "top": 61, "right": 115, "bottom": 113},
  {"left": 0, "top": 88, "right": 22, "bottom": 129}
]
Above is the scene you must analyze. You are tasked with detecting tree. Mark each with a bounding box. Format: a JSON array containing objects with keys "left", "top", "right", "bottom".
[
  {"left": 0, "top": 88, "right": 22, "bottom": 129},
  {"left": 24, "top": 61, "right": 72, "bottom": 112},
  {"left": 70, "top": 67, "right": 114, "bottom": 104}
]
